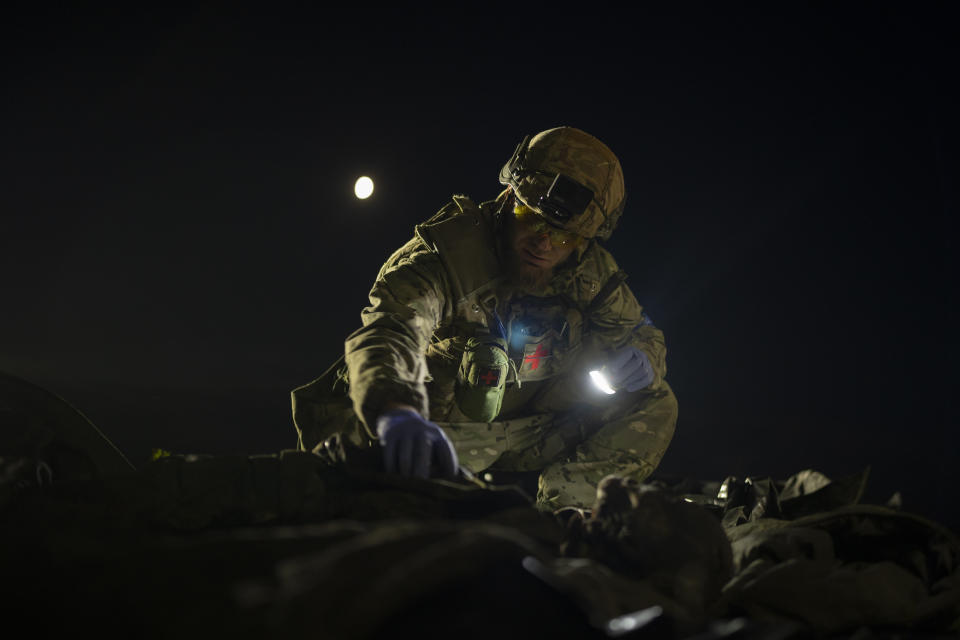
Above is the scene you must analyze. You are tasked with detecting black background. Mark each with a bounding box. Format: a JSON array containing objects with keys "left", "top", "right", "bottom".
[{"left": 2, "top": 4, "right": 956, "bottom": 527}]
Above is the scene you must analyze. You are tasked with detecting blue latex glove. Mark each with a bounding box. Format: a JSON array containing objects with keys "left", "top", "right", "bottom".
[
  {"left": 605, "top": 346, "right": 655, "bottom": 392},
  {"left": 375, "top": 409, "right": 459, "bottom": 479}
]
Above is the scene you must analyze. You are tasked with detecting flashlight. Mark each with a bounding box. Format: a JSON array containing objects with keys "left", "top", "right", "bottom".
[{"left": 589, "top": 369, "right": 617, "bottom": 395}]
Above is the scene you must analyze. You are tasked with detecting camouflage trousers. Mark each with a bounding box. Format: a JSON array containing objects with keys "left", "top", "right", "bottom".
[
  {"left": 292, "top": 370, "right": 677, "bottom": 510},
  {"left": 437, "top": 382, "right": 677, "bottom": 509}
]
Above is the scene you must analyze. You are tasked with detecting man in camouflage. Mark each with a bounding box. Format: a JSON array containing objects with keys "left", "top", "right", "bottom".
[{"left": 292, "top": 127, "right": 678, "bottom": 509}]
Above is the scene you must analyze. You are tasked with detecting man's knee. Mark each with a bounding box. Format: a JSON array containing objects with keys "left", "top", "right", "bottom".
[
  {"left": 609, "top": 381, "right": 678, "bottom": 448},
  {"left": 538, "top": 382, "right": 678, "bottom": 508}
]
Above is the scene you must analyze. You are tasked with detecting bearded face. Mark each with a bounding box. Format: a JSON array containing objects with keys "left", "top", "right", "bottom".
[{"left": 501, "top": 198, "right": 578, "bottom": 290}]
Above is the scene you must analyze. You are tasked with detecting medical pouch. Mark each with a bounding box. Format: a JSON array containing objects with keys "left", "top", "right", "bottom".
[{"left": 455, "top": 335, "right": 509, "bottom": 422}]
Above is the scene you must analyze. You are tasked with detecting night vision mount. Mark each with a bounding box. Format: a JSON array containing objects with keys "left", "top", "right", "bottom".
[{"left": 499, "top": 134, "right": 598, "bottom": 227}]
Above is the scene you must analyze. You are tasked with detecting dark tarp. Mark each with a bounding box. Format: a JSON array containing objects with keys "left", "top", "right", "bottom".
[{"left": 1, "top": 375, "right": 958, "bottom": 639}]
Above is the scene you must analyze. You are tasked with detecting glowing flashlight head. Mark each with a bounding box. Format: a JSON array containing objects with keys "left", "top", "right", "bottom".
[{"left": 589, "top": 369, "right": 617, "bottom": 395}]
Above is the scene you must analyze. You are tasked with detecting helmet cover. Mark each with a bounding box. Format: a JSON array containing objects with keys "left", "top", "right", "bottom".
[{"left": 498, "top": 127, "right": 626, "bottom": 240}]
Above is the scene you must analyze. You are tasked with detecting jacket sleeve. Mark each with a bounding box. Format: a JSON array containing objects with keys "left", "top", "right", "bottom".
[
  {"left": 587, "top": 279, "right": 668, "bottom": 390},
  {"left": 344, "top": 240, "right": 450, "bottom": 437}
]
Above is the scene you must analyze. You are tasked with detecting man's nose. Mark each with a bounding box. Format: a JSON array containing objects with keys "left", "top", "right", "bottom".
[{"left": 532, "top": 232, "right": 553, "bottom": 251}]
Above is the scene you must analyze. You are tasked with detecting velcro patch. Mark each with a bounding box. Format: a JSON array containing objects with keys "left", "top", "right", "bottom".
[{"left": 478, "top": 368, "right": 501, "bottom": 387}]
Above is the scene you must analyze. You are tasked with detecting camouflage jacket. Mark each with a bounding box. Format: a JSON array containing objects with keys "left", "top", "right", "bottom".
[{"left": 345, "top": 195, "right": 667, "bottom": 439}]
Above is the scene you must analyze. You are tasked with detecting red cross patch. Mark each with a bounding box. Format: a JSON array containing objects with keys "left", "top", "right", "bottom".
[
  {"left": 478, "top": 368, "right": 501, "bottom": 386},
  {"left": 523, "top": 343, "right": 550, "bottom": 371}
]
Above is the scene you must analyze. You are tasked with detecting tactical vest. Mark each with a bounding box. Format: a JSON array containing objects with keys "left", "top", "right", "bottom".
[{"left": 416, "top": 196, "right": 627, "bottom": 399}]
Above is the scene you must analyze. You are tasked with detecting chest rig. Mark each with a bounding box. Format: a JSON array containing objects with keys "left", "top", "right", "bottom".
[
  {"left": 502, "top": 295, "right": 580, "bottom": 383},
  {"left": 416, "top": 195, "right": 625, "bottom": 419}
]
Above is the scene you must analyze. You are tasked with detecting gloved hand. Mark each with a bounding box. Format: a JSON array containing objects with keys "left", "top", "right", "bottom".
[
  {"left": 375, "top": 408, "right": 459, "bottom": 479},
  {"left": 605, "top": 345, "right": 655, "bottom": 392}
]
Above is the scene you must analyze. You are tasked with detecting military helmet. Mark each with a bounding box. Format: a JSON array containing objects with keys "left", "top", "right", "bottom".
[{"left": 498, "top": 127, "right": 626, "bottom": 240}]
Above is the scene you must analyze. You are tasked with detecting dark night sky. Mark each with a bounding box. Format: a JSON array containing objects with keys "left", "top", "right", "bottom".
[{"left": 2, "top": 5, "right": 956, "bottom": 526}]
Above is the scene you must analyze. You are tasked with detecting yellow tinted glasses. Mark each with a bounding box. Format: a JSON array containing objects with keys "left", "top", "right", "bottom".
[{"left": 513, "top": 203, "right": 583, "bottom": 247}]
